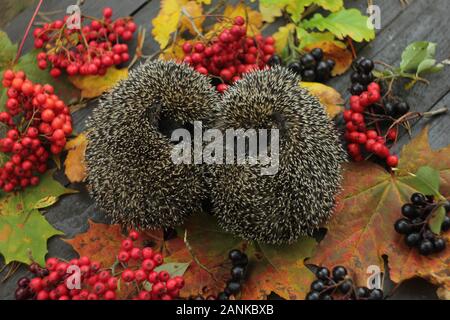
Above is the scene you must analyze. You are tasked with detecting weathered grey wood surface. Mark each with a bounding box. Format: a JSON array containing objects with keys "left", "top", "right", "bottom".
[{"left": 1, "top": 0, "right": 449, "bottom": 299}]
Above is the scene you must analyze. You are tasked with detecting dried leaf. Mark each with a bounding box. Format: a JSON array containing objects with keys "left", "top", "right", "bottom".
[
  {"left": 309, "top": 127, "right": 450, "bottom": 298},
  {"left": 301, "top": 82, "right": 344, "bottom": 118},
  {"left": 68, "top": 67, "right": 128, "bottom": 98},
  {"left": 180, "top": 1, "right": 204, "bottom": 36},
  {"left": 64, "top": 133, "right": 88, "bottom": 183}
]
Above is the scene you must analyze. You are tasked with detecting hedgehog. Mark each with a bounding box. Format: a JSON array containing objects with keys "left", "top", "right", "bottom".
[
  {"left": 85, "top": 60, "right": 219, "bottom": 229},
  {"left": 207, "top": 66, "right": 347, "bottom": 244}
]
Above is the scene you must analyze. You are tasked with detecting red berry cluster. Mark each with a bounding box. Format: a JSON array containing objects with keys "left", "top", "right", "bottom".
[
  {"left": 0, "top": 70, "right": 72, "bottom": 192},
  {"left": 15, "top": 231, "right": 184, "bottom": 300},
  {"left": 33, "top": 7, "right": 136, "bottom": 77},
  {"left": 344, "top": 82, "right": 399, "bottom": 168},
  {"left": 181, "top": 16, "right": 276, "bottom": 92}
]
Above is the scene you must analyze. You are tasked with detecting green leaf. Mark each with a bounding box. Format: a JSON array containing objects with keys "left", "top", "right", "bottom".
[
  {"left": 155, "top": 262, "right": 191, "bottom": 277},
  {"left": 0, "top": 209, "right": 63, "bottom": 265},
  {"left": 429, "top": 206, "right": 446, "bottom": 235},
  {"left": 302, "top": 8, "right": 375, "bottom": 42},
  {"left": 0, "top": 31, "right": 17, "bottom": 69},
  {"left": 0, "top": 170, "right": 75, "bottom": 265},
  {"left": 401, "top": 166, "right": 441, "bottom": 197},
  {"left": 399, "top": 41, "right": 436, "bottom": 73},
  {"left": 296, "top": 27, "right": 346, "bottom": 49}
]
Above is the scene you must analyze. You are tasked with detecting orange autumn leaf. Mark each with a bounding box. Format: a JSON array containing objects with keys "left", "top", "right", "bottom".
[
  {"left": 309, "top": 127, "right": 450, "bottom": 297},
  {"left": 304, "top": 41, "right": 353, "bottom": 76},
  {"left": 64, "top": 133, "right": 87, "bottom": 183}
]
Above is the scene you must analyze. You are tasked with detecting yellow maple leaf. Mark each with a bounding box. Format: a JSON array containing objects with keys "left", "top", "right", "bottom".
[
  {"left": 68, "top": 67, "right": 128, "bottom": 98},
  {"left": 273, "top": 23, "right": 295, "bottom": 55},
  {"left": 209, "top": 3, "right": 262, "bottom": 37},
  {"left": 64, "top": 133, "right": 88, "bottom": 183},
  {"left": 179, "top": 1, "right": 204, "bottom": 36},
  {"left": 152, "top": 0, "right": 184, "bottom": 49},
  {"left": 152, "top": 0, "right": 205, "bottom": 50},
  {"left": 301, "top": 82, "right": 344, "bottom": 119}
]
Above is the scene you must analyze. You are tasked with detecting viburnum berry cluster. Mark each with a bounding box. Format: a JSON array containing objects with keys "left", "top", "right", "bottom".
[
  {"left": 0, "top": 70, "right": 72, "bottom": 192},
  {"left": 33, "top": 7, "right": 136, "bottom": 77},
  {"left": 306, "top": 265, "right": 384, "bottom": 300},
  {"left": 181, "top": 16, "right": 275, "bottom": 92},
  {"left": 14, "top": 230, "right": 184, "bottom": 300},
  {"left": 344, "top": 79, "right": 399, "bottom": 168},
  {"left": 395, "top": 193, "right": 449, "bottom": 256}
]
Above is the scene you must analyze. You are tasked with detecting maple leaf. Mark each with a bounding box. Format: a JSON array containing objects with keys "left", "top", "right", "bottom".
[
  {"left": 64, "top": 220, "right": 165, "bottom": 267},
  {"left": 167, "top": 213, "right": 317, "bottom": 299},
  {"left": 309, "top": 127, "right": 450, "bottom": 297},
  {"left": 68, "top": 67, "right": 128, "bottom": 98},
  {"left": 301, "top": 81, "right": 344, "bottom": 118},
  {"left": 0, "top": 170, "right": 76, "bottom": 265},
  {"left": 303, "top": 40, "right": 353, "bottom": 76},
  {"left": 64, "top": 133, "right": 88, "bottom": 183}
]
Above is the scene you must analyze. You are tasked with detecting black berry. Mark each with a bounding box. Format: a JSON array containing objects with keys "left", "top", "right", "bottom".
[
  {"left": 404, "top": 232, "right": 421, "bottom": 247},
  {"left": 441, "top": 216, "right": 450, "bottom": 231},
  {"left": 226, "top": 281, "right": 241, "bottom": 295},
  {"left": 433, "top": 237, "right": 446, "bottom": 253},
  {"left": 231, "top": 265, "right": 245, "bottom": 281},
  {"left": 302, "top": 69, "right": 316, "bottom": 82},
  {"left": 368, "top": 288, "right": 384, "bottom": 300},
  {"left": 268, "top": 55, "right": 282, "bottom": 67},
  {"left": 332, "top": 266, "right": 347, "bottom": 282},
  {"left": 311, "top": 48, "right": 324, "bottom": 62},
  {"left": 394, "top": 218, "right": 412, "bottom": 234},
  {"left": 288, "top": 61, "right": 302, "bottom": 74},
  {"left": 410, "top": 193, "right": 426, "bottom": 206},
  {"left": 310, "top": 279, "right": 326, "bottom": 292},
  {"left": 301, "top": 54, "right": 316, "bottom": 69},
  {"left": 306, "top": 291, "right": 320, "bottom": 300},
  {"left": 419, "top": 239, "right": 434, "bottom": 256},
  {"left": 228, "top": 249, "right": 243, "bottom": 262},
  {"left": 315, "top": 267, "right": 330, "bottom": 281},
  {"left": 350, "top": 83, "right": 364, "bottom": 95},
  {"left": 339, "top": 280, "right": 353, "bottom": 294},
  {"left": 394, "top": 101, "right": 409, "bottom": 116},
  {"left": 401, "top": 203, "right": 419, "bottom": 219}
]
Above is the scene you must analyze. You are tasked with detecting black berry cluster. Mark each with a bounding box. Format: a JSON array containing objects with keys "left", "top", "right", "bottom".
[
  {"left": 350, "top": 57, "right": 375, "bottom": 95},
  {"left": 394, "top": 193, "right": 449, "bottom": 256},
  {"left": 306, "top": 265, "right": 384, "bottom": 300},
  {"left": 269, "top": 48, "right": 336, "bottom": 83}
]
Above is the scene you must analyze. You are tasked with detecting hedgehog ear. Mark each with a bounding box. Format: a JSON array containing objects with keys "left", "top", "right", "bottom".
[
  {"left": 207, "top": 67, "right": 346, "bottom": 244},
  {"left": 85, "top": 60, "right": 220, "bottom": 230}
]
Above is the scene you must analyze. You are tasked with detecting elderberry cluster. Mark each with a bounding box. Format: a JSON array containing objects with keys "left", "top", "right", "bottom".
[
  {"left": 33, "top": 7, "right": 135, "bottom": 77},
  {"left": 306, "top": 266, "right": 384, "bottom": 300},
  {"left": 14, "top": 231, "right": 184, "bottom": 300},
  {"left": 269, "top": 48, "right": 336, "bottom": 83},
  {"left": 0, "top": 70, "right": 72, "bottom": 192},
  {"left": 394, "top": 193, "right": 449, "bottom": 256},
  {"left": 181, "top": 16, "right": 276, "bottom": 92}
]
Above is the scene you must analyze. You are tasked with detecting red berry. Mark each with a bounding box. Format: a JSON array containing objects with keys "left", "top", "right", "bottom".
[
  {"left": 158, "top": 270, "right": 170, "bottom": 282},
  {"left": 103, "top": 7, "right": 113, "bottom": 18},
  {"left": 142, "top": 247, "right": 153, "bottom": 259},
  {"left": 118, "top": 250, "right": 130, "bottom": 262},
  {"left": 121, "top": 239, "right": 133, "bottom": 251},
  {"left": 366, "top": 130, "right": 378, "bottom": 140},
  {"left": 135, "top": 270, "right": 147, "bottom": 282},
  {"left": 128, "top": 230, "right": 139, "bottom": 240},
  {"left": 141, "top": 259, "right": 155, "bottom": 272},
  {"left": 121, "top": 269, "right": 135, "bottom": 282},
  {"left": 234, "top": 16, "right": 245, "bottom": 26},
  {"left": 386, "top": 155, "right": 398, "bottom": 167}
]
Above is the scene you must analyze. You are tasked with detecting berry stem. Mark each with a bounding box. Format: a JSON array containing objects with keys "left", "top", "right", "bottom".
[{"left": 15, "top": 0, "right": 44, "bottom": 64}]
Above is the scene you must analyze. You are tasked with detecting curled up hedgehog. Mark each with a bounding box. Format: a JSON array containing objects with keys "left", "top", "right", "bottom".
[
  {"left": 207, "top": 66, "right": 347, "bottom": 244},
  {"left": 85, "top": 60, "right": 219, "bottom": 229}
]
